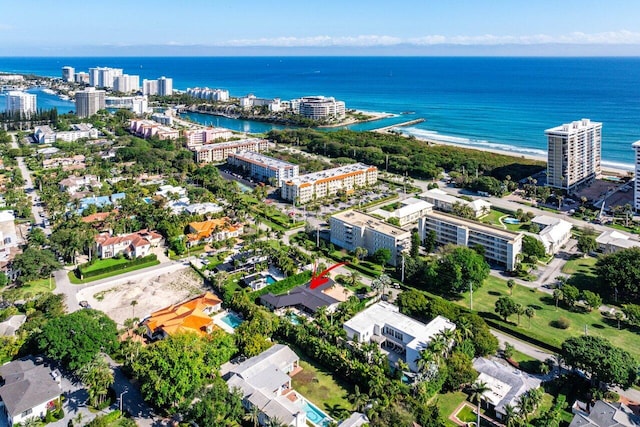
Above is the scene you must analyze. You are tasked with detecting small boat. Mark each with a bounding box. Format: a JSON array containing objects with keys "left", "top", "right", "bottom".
[{"left": 401, "top": 111, "right": 415, "bottom": 115}]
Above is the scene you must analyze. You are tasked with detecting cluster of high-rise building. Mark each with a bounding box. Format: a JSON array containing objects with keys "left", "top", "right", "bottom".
[
  {"left": 61, "top": 65, "right": 173, "bottom": 97},
  {"left": 4, "top": 91, "right": 37, "bottom": 116},
  {"left": 142, "top": 77, "right": 173, "bottom": 96}
]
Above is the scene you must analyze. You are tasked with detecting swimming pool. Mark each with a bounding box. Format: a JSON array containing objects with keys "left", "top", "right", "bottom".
[
  {"left": 266, "top": 275, "right": 276, "bottom": 284},
  {"left": 299, "top": 400, "right": 332, "bottom": 426},
  {"left": 287, "top": 312, "right": 301, "bottom": 325},
  {"left": 219, "top": 312, "right": 243, "bottom": 329},
  {"left": 503, "top": 217, "right": 520, "bottom": 224}
]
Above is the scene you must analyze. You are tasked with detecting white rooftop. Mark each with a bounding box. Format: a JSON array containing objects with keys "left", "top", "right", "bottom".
[
  {"left": 285, "top": 163, "right": 375, "bottom": 186},
  {"left": 420, "top": 188, "right": 490, "bottom": 212},
  {"left": 196, "top": 138, "right": 266, "bottom": 151},
  {"left": 344, "top": 301, "right": 455, "bottom": 352},
  {"left": 332, "top": 210, "right": 410, "bottom": 238},
  {"left": 596, "top": 230, "right": 640, "bottom": 249},
  {"left": 229, "top": 151, "right": 297, "bottom": 169},
  {"left": 395, "top": 198, "right": 433, "bottom": 218}
]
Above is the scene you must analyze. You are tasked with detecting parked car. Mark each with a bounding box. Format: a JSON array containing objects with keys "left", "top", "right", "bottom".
[{"left": 79, "top": 300, "right": 92, "bottom": 309}]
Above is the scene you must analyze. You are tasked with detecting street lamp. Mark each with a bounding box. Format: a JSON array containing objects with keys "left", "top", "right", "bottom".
[{"left": 119, "top": 389, "right": 128, "bottom": 413}]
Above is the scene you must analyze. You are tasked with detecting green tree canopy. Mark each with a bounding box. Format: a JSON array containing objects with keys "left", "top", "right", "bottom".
[
  {"left": 495, "top": 296, "right": 518, "bottom": 321},
  {"left": 12, "top": 247, "right": 60, "bottom": 284},
  {"left": 561, "top": 335, "right": 637, "bottom": 388},
  {"left": 596, "top": 247, "right": 640, "bottom": 304},
  {"left": 432, "top": 246, "right": 490, "bottom": 294},
  {"left": 522, "top": 235, "right": 546, "bottom": 259},
  {"left": 132, "top": 331, "right": 237, "bottom": 412},
  {"left": 37, "top": 309, "right": 119, "bottom": 370},
  {"left": 577, "top": 234, "right": 597, "bottom": 255}
]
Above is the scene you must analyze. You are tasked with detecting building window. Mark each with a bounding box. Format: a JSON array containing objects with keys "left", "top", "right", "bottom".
[{"left": 21, "top": 408, "right": 33, "bottom": 418}]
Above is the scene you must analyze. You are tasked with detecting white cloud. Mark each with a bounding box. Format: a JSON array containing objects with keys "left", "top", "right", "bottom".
[{"left": 213, "top": 30, "right": 640, "bottom": 47}]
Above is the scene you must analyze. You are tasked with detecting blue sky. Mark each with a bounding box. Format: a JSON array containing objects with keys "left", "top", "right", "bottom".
[{"left": 2, "top": 0, "right": 640, "bottom": 55}]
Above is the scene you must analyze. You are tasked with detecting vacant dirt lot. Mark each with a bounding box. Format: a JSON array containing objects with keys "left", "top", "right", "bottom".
[{"left": 76, "top": 268, "right": 208, "bottom": 327}]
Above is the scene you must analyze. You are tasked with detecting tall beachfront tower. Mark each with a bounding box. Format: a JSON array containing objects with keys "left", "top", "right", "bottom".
[
  {"left": 75, "top": 87, "right": 105, "bottom": 118},
  {"left": 157, "top": 77, "right": 173, "bottom": 96},
  {"left": 6, "top": 91, "right": 36, "bottom": 116},
  {"left": 62, "top": 66, "right": 75, "bottom": 82},
  {"left": 546, "top": 118, "right": 602, "bottom": 193},
  {"left": 633, "top": 141, "right": 640, "bottom": 212}
]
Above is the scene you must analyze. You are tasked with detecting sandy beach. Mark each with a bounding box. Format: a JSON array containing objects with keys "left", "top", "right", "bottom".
[{"left": 373, "top": 126, "right": 634, "bottom": 177}]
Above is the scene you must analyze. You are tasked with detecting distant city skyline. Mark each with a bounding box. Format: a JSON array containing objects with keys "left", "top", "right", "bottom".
[{"left": 2, "top": 0, "right": 640, "bottom": 56}]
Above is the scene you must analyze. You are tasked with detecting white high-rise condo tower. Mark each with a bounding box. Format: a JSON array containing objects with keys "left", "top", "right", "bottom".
[
  {"left": 633, "top": 141, "right": 640, "bottom": 212},
  {"left": 62, "top": 66, "right": 75, "bottom": 82},
  {"left": 546, "top": 118, "right": 602, "bottom": 193},
  {"left": 6, "top": 91, "right": 36, "bottom": 116}
]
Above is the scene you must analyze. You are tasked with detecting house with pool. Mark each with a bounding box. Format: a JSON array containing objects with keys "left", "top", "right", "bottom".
[
  {"left": 343, "top": 301, "right": 456, "bottom": 372},
  {"left": 221, "top": 344, "right": 334, "bottom": 427},
  {"left": 143, "top": 292, "right": 222, "bottom": 340}
]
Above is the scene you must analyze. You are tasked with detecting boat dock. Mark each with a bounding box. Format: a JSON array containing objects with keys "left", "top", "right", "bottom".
[{"left": 371, "top": 118, "right": 425, "bottom": 132}]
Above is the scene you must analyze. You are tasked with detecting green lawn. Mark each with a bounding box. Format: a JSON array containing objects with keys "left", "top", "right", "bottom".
[
  {"left": 561, "top": 256, "right": 598, "bottom": 291},
  {"left": 68, "top": 259, "right": 160, "bottom": 284},
  {"left": 480, "top": 210, "right": 508, "bottom": 228},
  {"left": 81, "top": 257, "right": 130, "bottom": 273},
  {"left": 456, "top": 276, "right": 640, "bottom": 359},
  {"left": 434, "top": 391, "right": 467, "bottom": 427},
  {"left": 291, "top": 357, "right": 353, "bottom": 421},
  {"left": 2, "top": 278, "right": 55, "bottom": 300},
  {"left": 509, "top": 349, "right": 543, "bottom": 374}
]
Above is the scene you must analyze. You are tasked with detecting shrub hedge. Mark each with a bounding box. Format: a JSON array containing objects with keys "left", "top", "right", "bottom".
[
  {"left": 250, "top": 270, "right": 313, "bottom": 299},
  {"left": 77, "top": 254, "right": 158, "bottom": 279}
]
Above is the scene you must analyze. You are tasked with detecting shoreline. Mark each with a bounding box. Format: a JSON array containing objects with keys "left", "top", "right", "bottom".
[{"left": 374, "top": 127, "right": 634, "bottom": 177}]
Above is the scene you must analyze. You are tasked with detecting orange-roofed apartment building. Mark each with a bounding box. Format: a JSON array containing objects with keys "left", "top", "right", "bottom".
[
  {"left": 129, "top": 119, "right": 179, "bottom": 140},
  {"left": 281, "top": 163, "right": 378, "bottom": 205},
  {"left": 95, "top": 229, "right": 163, "bottom": 259},
  {"left": 144, "top": 292, "right": 222, "bottom": 340},
  {"left": 186, "top": 218, "right": 244, "bottom": 247}
]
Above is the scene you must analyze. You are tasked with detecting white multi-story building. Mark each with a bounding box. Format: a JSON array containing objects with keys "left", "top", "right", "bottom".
[
  {"left": 157, "top": 76, "right": 173, "bottom": 96},
  {"left": 187, "top": 87, "right": 230, "bottom": 101},
  {"left": 419, "top": 189, "right": 491, "bottom": 218},
  {"left": 34, "top": 123, "right": 99, "bottom": 144},
  {"left": 239, "top": 94, "right": 283, "bottom": 112},
  {"left": 634, "top": 141, "right": 640, "bottom": 212},
  {"left": 89, "top": 67, "right": 123, "bottom": 88},
  {"left": 228, "top": 151, "right": 299, "bottom": 187},
  {"left": 546, "top": 118, "right": 602, "bottom": 193},
  {"left": 183, "top": 127, "right": 233, "bottom": 147},
  {"left": 105, "top": 96, "right": 149, "bottom": 115},
  {"left": 281, "top": 163, "right": 378, "bottom": 205},
  {"left": 61, "top": 66, "right": 75, "bottom": 82},
  {"left": 113, "top": 74, "right": 140, "bottom": 93},
  {"left": 74, "top": 72, "right": 89, "bottom": 84},
  {"left": 330, "top": 210, "right": 410, "bottom": 266},
  {"left": 142, "top": 79, "right": 158, "bottom": 96},
  {"left": 418, "top": 211, "right": 523, "bottom": 271},
  {"left": 194, "top": 138, "right": 269, "bottom": 163},
  {"left": 75, "top": 87, "right": 105, "bottom": 118},
  {"left": 6, "top": 91, "right": 36, "bottom": 116},
  {"left": 295, "top": 96, "right": 346, "bottom": 120},
  {"left": 129, "top": 119, "right": 179, "bottom": 140},
  {"left": 370, "top": 197, "right": 434, "bottom": 227},
  {"left": 344, "top": 302, "right": 456, "bottom": 372}
]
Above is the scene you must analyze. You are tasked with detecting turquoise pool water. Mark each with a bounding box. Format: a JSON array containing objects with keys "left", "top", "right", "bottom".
[
  {"left": 503, "top": 217, "right": 520, "bottom": 224},
  {"left": 300, "top": 401, "right": 332, "bottom": 426},
  {"left": 266, "top": 275, "right": 276, "bottom": 284},
  {"left": 287, "top": 313, "right": 301, "bottom": 325},
  {"left": 219, "top": 312, "right": 243, "bottom": 329}
]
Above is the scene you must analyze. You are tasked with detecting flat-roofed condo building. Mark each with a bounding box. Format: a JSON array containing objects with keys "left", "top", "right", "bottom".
[
  {"left": 418, "top": 211, "right": 523, "bottom": 271},
  {"left": 89, "top": 67, "right": 123, "bottom": 88},
  {"left": 62, "top": 66, "right": 74, "bottom": 82},
  {"left": 281, "top": 163, "right": 377, "bottom": 204},
  {"left": 184, "top": 128, "right": 233, "bottom": 147},
  {"left": 75, "top": 87, "right": 106, "bottom": 118},
  {"left": 330, "top": 210, "right": 410, "bottom": 266},
  {"left": 296, "top": 96, "right": 346, "bottom": 120},
  {"left": 228, "top": 151, "right": 299, "bottom": 187},
  {"left": 5, "top": 91, "right": 36, "bottom": 116},
  {"left": 546, "top": 118, "right": 602, "bottom": 193},
  {"left": 194, "top": 138, "right": 269, "bottom": 163},
  {"left": 634, "top": 141, "right": 640, "bottom": 211}
]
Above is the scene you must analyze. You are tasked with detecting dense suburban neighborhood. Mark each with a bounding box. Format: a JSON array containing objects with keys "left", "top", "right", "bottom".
[{"left": 2, "top": 69, "right": 640, "bottom": 427}]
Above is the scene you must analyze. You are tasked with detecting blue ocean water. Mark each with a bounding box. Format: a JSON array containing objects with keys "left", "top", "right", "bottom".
[{"left": 1, "top": 57, "right": 639, "bottom": 168}]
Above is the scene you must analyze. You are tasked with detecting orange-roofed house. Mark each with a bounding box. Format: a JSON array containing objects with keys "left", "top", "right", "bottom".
[
  {"left": 186, "top": 217, "right": 243, "bottom": 247},
  {"left": 144, "top": 292, "right": 223, "bottom": 340},
  {"left": 95, "top": 229, "right": 163, "bottom": 259}
]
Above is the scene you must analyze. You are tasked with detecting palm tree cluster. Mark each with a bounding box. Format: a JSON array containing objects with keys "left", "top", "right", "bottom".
[{"left": 78, "top": 354, "right": 114, "bottom": 408}]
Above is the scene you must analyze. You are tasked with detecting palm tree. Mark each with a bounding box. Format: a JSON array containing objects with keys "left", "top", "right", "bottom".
[
  {"left": 349, "top": 385, "right": 369, "bottom": 412},
  {"left": 470, "top": 380, "right": 490, "bottom": 427},
  {"left": 524, "top": 307, "right": 535, "bottom": 328},
  {"left": 515, "top": 303, "right": 525, "bottom": 326},
  {"left": 243, "top": 405, "right": 260, "bottom": 427},
  {"left": 79, "top": 355, "right": 114, "bottom": 408},
  {"left": 503, "top": 404, "right": 520, "bottom": 427},
  {"left": 266, "top": 416, "right": 286, "bottom": 427},
  {"left": 553, "top": 289, "right": 563, "bottom": 311},
  {"left": 455, "top": 316, "right": 474, "bottom": 342},
  {"left": 507, "top": 279, "right": 515, "bottom": 296},
  {"left": 130, "top": 300, "right": 138, "bottom": 319},
  {"left": 615, "top": 311, "right": 624, "bottom": 330}
]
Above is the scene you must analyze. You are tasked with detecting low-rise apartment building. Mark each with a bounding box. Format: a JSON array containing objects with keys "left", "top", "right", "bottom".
[
  {"left": 129, "top": 119, "right": 179, "bottom": 140},
  {"left": 531, "top": 215, "right": 572, "bottom": 255},
  {"left": 370, "top": 197, "right": 434, "bottom": 227},
  {"left": 418, "top": 211, "right": 523, "bottom": 270},
  {"left": 34, "top": 124, "right": 99, "bottom": 144},
  {"left": 194, "top": 138, "right": 269, "bottom": 163},
  {"left": 330, "top": 210, "right": 410, "bottom": 266},
  {"left": 281, "top": 163, "right": 378, "bottom": 205},
  {"left": 343, "top": 302, "right": 456, "bottom": 373},
  {"left": 228, "top": 151, "right": 299, "bottom": 187},
  {"left": 419, "top": 189, "right": 491, "bottom": 218},
  {"left": 184, "top": 127, "right": 233, "bottom": 147}
]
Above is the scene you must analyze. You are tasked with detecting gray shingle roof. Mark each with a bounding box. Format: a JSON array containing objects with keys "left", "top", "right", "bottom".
[
  {"left": 0, "top": 357, "right": 61, "bottom": 418},
  {"left": 260, "top": 280, "right": 339, "bottom": 313},
  {"left": 569, "top": 400, "right": 640, "bottom": 427}
]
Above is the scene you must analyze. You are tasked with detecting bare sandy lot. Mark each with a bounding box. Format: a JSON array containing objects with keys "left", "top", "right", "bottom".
[{"left": 76, "top": 268, "right": 209, "bottom": 327}]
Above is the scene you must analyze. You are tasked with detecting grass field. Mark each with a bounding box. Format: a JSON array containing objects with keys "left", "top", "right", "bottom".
[
  {"left": 291, "top": 357, "right": 353, "bottom": 420},
  {"left": 455, "top": 276, "right": 640, "bottom": 359},
  {"left": 434, "top": 391, "right": 468, "bottom": 427},
  {"left": 561, "top": 256, "right": 599, "bottom": 291},
  {"left": 81, "top": 257, "right": 131, "bottom": 273},
  {"left": 2, "top": 278, "right": 55, "bottom": 299}
]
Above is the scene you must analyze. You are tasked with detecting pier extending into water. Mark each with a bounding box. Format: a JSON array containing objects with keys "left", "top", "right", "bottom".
[{"left": 371, "top": 118, "right": 425, "bottom": 133}]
